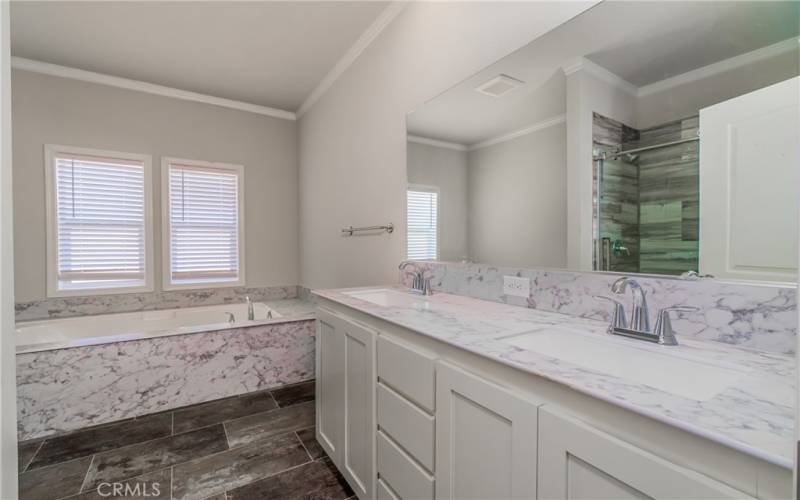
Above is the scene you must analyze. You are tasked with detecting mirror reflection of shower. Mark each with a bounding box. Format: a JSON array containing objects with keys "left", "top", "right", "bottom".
[{"left": 593, "top": 112, "right": 699, "bottom": 276}]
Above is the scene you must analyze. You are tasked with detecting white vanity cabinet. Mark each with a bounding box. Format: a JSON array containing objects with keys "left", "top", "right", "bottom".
[
  {"left": 537, "top": 407, "right": 754, "bottom": 500},
  {"left": 315, "top": 307, "right": 376, "bottom": 500},
  {"left": 436, "top": 361, "right": 540, "bottom": 500},
  {"left": 315, "top": 301, "right": 786, "bottom": 500},
  {"left": 375, "top": 335, "right": 437, "bottom": 500}
]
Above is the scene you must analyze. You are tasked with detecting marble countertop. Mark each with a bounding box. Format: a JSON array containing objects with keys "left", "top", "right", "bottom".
[{"left": 313, "top": 286, "right": 795, "bottom": 469}]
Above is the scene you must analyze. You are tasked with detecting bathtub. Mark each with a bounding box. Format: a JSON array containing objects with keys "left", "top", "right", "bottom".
[
  {"left": 16, "top": 300, "right": 316, "bottom": 439},
  {"left": 16, "top": 302, "right": 283, "bottom": 354}
]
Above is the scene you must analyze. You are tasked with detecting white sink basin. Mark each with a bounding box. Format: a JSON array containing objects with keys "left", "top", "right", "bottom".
[
  {"left": 343, "top": 289, "right": 431, "bottom": 309},
  {"left": 499, "top": 329, "right": 746, "bottom": 401}
]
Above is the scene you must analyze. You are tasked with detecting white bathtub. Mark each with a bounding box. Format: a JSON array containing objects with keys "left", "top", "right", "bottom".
[{"left": 16, "top": 302, "right": 284, "bottom": 354}]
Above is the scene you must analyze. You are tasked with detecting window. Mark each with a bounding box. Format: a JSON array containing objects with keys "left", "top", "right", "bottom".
[
  {"left": 407, "top": 185, "right": 438, "bottom": 260},
  {"left": 162, "top": 158, "right": 244, "bottom": 289},
  {"left": 45, "top": 145, "right": 153, "bottom": 296}
]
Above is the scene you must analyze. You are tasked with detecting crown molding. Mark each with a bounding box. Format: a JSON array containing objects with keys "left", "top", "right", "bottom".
[
  {"left": 563, "top": 37, "right": 799, "bottom": 100},
  {"left": 562, "top": 57, "right": 638, "bottom": 96},
  {"left": 11, "top": 57, "right": 297, "bottom": 121},
  {"left": 469, "top": 114, "right": 566, "bottom": 151},
  {"left": 407, "top": 135, "right": 468, "bottom": 152},
  {"left": 637, "top": 37, "right": 799, "bottom": 97},
  {"left": 297, "top": 1, "right": 407, "bottom": 117}
]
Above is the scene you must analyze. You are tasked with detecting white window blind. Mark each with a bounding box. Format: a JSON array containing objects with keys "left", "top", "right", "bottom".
[
  {"left": 407, "top": 188, "right": 438, "bottom": 260},
  {"left": 167, "top": 161, "right": 242, "bottom": 286},
  {"left": 52, "top": 152, "right": 148, "bottom": 291}
]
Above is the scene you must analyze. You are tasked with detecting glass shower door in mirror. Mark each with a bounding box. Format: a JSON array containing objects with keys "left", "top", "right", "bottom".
[{"left": 594, "top": 114, "right": 700, "bottom": 276}]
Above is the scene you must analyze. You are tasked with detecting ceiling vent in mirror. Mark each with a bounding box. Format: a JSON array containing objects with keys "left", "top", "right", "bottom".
[{"left": 475, "top": 74, "right": 524, "bottom": 97}]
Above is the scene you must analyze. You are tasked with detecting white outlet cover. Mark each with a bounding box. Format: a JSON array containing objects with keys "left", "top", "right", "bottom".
[{"left": 503, "top": 276, "right": 530, "bottom": 298}]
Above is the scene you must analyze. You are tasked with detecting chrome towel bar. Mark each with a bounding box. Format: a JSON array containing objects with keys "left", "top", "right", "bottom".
[{"left": 341, "top": 223, "right": 394, "bottom": 236}]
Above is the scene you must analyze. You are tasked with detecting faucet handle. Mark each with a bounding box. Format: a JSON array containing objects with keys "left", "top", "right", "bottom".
[
  {"left": 422, "top": 276, "right": 434, "bottom": 296},
  {"left": 593, "top": 295, "right": 628, "bottom": 331},
  {"left": 653, "top": 306, "right": 699, "bottom": 346}
]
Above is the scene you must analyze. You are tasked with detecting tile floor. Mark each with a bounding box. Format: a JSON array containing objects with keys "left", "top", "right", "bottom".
[{"left": 17, "top": 380, "right": 354, "bottom": 500}]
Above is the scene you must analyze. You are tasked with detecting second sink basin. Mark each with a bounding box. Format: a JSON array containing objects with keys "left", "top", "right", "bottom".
[
  {"left": 343, "top": 288, "right": 431, "bottom": 309},
  {"left": 499, "top": 328, "right": 747, "bottom": 401}
]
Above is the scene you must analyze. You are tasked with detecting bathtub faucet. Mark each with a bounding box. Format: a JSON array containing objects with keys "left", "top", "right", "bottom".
[{"left": 246, "top": 296, "right": 254, "bottom": 321}]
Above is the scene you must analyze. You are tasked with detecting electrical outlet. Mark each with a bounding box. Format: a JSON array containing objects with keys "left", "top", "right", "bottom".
[{"left": 503, "top": 276, "right": 530, "bottom": 298}]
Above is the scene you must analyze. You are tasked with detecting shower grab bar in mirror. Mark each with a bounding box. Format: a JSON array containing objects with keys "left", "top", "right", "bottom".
[{"left": 341, "top": 223, "right": 394, "bottom": 236}]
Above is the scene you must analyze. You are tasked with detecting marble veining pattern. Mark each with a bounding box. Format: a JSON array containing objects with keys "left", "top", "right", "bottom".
[
  {"left": 314, "top": 286, "right": 795, "bottom": 468},
  {"left": 401, "top": 261, "right": 797, "bottom": 355},
  {"left": 15, "top": 285, "right": 300, "bottom": 321},
  {"left": 16, "top": 320, "right": 315, "bottom": 440}
]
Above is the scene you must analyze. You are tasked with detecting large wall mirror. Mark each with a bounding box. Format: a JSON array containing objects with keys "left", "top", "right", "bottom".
[{"left": 406, "top": 1, "right": 800, "bottom": 283}]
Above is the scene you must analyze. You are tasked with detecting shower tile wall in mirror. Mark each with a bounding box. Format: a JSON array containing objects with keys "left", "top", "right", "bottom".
[{"left": 406, "top": 1, "right": 800, "bottom": 283}]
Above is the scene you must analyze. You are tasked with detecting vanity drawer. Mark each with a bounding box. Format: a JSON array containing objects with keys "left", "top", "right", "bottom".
[
  {"left": 377, "top": 335, "right": 436, "bottom": 412},
  {"left": 377, "top": 430, "right": 435, "bottom": 500},
  {"left": 377, "top": 382, "right": 435, "bottom": 471},
  {"left": 377, "top": 478, "right": 400, "bottom": 500}
]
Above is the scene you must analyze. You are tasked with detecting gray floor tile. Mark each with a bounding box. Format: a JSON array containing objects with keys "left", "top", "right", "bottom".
[
  {"left": 296, "top": 427, "right": 325, "bottom": 460},
  {"left": 173, "top": 393, "right": 276, "bottom": 434},
  {"left": 29, "top": 413, "right": 172, "bottom": 470},
  {"left": 68, "top": 468, "right": 171, "bottom": 500},
  {"left": 226, "top": 457, "right": 353, "bottom": 500},
  {"left": 18, "top": 438, "right": 44, "bottom": 473},
  {"left": 270, "top": 381, "right": 315, "bottom": 407},
  {"left": 19, "top": 455, "right": 93, "bottom": 500},
  {"left": 84, "top": 424, "right": 228, "bottom": 490},
  {"left": 224, "top": 401, "right": 315, "bottom": 448},
  {"left": 171, "top": 431, "right": 310, "bottom": 500}
]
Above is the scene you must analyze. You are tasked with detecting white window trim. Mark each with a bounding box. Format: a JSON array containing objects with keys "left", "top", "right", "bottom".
[
  {"left": 161, "top": 157, "right": 246, "bottom": 291},
  {"left": 407, "top": 183, "right": 440, "bottom": 261},
  {"left": 44, "top": 144, "right": 155, "bottom": 297}
]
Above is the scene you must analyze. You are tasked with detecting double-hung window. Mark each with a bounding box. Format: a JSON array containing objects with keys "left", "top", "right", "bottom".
[
  {"left": 45, "top": 145, "right": 154, "bottom": 296},
  {"left": 407, "top": 184, "right": 439, "bottom": 260},
  {"left": 162, "top": 158, "right": 245, "bottom": 289}
]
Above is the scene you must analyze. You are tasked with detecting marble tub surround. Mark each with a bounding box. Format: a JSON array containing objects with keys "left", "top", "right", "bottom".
[
  {"left": 17, "top": 380, "right": 354, "bottom": 500},
  {"left": 15, "top": 285, "right": 301, "bottom": 322},
  {"left": 400, "top": 260, "right": 797, "bottom": 355},
  {"left": 313, "top": 286, "right": 795, "bottom": 468},
  {"left": 17, "top": 320, "right": 315, "bottom": 440}
]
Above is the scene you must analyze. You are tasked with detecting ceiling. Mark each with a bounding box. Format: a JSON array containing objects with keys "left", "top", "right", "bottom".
[
  {"left": 10, "top": 1, "right": 388, "bottom": 112},
  {"left": 587, "top": 1, "right": 800, "bottom": 87},
  {"left": 407, "top": 1, "right": 800, "bottom": 146}
]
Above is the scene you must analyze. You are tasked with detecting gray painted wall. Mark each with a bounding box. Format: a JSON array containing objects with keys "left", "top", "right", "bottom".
[
  {"left": 468, "top": 123, "right": 567, "bottom": 268},
  {"left": 11, "top": 69, "right": 299, "bottom": 302}
]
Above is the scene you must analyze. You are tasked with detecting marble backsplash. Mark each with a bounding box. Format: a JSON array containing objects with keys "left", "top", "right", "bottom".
[
  {"left": 15, "top": 285, "right": 300, "bottom": 322},
  {"left": 401, "top": 261, "right": 797, "bottom": 355},
  {"left": 17, "top": 319, "right": 315, "bottom": 439}
]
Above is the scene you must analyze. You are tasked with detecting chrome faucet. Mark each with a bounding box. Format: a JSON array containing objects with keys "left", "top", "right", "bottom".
[
  {"left": 246, "top": 296, "right": 254, "bottom": 321},
  {"left": 399, "top": 261, "right": 433, "bottom": 296},
  {"left": 597, "top": 276, "right": 698, "bottom": 346},
  {"left": 611, "top": 277, "right": 650, "bottom": 332}
]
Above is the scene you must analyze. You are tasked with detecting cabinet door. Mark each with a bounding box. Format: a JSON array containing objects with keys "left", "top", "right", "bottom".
[
  {"left": 436, "top": 361, "right": 539, "bottom": 500},
  {"left": 340, "top": 315, "right": 376, "bottom": 500},
  {"left": 538, "top": 407, "right": 753, "bottom": 500},
  {"left": 315, "top": 308, "right": 345, "bottom": 463}
]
